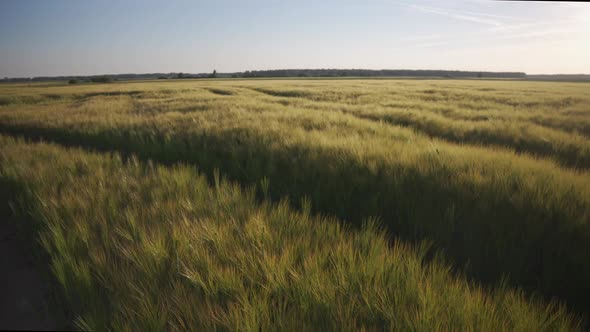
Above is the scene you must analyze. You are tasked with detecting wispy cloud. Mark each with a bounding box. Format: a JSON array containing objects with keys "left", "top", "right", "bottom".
[
  {"left": 407, "top": 4, "right": 506, "bottom": 27},
  {"left": 496, "top": 27, "right": 575, "bottom": 40},
  {"left": 396, "top": 19, "right": 574, "bottom": 51},
  {"left": 487, "top": 19, "right": 575, "bottom": 33},
  {"left": 398, "top": 2, "right": 578, "bottom": 47},
  {"left": 402, "top": 2, "right": 539, "bottom": 30}
]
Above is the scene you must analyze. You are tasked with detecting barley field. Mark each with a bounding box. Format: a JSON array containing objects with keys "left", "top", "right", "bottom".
[{"left": 1, "top": 78, "right": 589, "bottom": 330}]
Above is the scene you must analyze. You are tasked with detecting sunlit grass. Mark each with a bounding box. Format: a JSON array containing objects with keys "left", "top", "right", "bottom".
[
  {"left": 0, "top": 78, "right": 589, "bottom": 314},
  {"left": 0, "top": 136, "right": 581, "bottom": 330}
]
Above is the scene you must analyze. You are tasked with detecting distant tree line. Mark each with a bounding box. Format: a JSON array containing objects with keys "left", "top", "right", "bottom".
[
  {"left": 65, "top": 76, "right": 114, "bottom": 84},
  {"left": 6, "top": 69, "right": 590, "bottom": 83},
  {"left": 166, "top": 70, "right": 218, "bottom": 80},
  {"left": 236, "top": 69, "right": 526, "bottom": 79}
]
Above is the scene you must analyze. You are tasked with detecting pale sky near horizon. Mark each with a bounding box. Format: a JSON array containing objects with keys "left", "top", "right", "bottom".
[{"left": 1, "top": 0, "right": 589, "bottom": 77}]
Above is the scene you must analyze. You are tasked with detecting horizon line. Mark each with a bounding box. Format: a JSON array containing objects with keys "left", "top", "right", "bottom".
[{"left": 3, "top": 68, "right": 590, "bottom": 80}]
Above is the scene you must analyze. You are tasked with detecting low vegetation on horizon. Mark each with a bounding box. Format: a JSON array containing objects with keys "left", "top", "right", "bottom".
[{"left": 0, "top": 78, "right": 589, "bottom": 330}]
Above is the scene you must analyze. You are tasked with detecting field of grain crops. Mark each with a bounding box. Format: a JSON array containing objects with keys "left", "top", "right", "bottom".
[{"left": 1, "top": 78, "right": 589, "bottom": 330}]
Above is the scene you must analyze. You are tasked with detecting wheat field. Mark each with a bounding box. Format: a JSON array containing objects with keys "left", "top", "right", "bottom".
[{"left": 1, "top": 78, "right": 589, "bottom": 330}]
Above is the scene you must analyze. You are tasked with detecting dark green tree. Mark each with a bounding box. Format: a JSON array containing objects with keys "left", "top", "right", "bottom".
[{"left": 90, "top": 76, "right": 113, "bottom": 83}]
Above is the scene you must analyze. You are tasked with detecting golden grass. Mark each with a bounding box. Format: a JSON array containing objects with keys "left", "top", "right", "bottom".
[
  {"left": 0, "top": 78, "right": 589, "bottom": 323},
  {"left": 0, "top": 135, "right": 581, "bottom": 331}
]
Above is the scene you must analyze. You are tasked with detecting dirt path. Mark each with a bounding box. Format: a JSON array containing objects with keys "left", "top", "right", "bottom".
[{"left": 0, "top": 215, "right": 67, "bottom": 330}]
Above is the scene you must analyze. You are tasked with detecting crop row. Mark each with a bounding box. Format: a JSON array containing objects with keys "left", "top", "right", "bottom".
[
  {"left": 0, "top": 135, "right": 583, "bottom": 330},
  {"left": 0, "top": 83, "right": 588, "bottom": 312}
]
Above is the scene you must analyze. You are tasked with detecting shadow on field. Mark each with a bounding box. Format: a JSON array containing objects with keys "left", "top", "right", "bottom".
[
  {"left": 0, "top": 181, "right": 71, "bottom": 331},
  {"left": 0, "top": 125, "right": 589, "bottom": 320},
  {"left": 0, "top": 91, "right": 144, "bottom": 107},
  {"left": 204, "top": 87, "right": 235, "bottom": 96}
]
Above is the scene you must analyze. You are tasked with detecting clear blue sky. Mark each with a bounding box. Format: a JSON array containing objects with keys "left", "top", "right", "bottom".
[{"left": 1, "top": 0, "right": 588, "bottom": 77}]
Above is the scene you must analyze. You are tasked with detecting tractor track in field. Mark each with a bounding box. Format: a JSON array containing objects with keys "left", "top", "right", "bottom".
[{"left": 0, "top": 213, "right": 69, "bottom": 330}]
